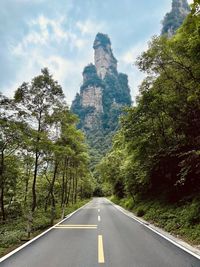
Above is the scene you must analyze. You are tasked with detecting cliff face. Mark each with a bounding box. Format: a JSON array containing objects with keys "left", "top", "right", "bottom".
[
  {"left": 162, "top": 0, "right": 190, "bottom": 36},
  {"left": 71, "top": 33, "right": 131, "bottom": 161},
  {"left": 81, "top": 86, "right": 103, "bottom": 113},
  {"left": 93, "top": 33, "right": 117, "bottom": 79}
]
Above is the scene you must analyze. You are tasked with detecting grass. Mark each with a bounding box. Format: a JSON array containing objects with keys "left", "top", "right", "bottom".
[
  {"left": 0, "top": 199, "right": 90, "bottom": 257},
  {"left": 110, "top": 195, "right": 200, "bottom": 246}
]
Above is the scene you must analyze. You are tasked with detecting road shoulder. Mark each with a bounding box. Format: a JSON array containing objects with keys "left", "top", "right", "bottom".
[{"left": 107, "top": 198, "right": 200, "bottom": 260}]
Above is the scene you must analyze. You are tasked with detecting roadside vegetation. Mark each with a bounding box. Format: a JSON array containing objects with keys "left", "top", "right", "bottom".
[
  {"left": 98, "top": 1, "right": 200, "bottom": 245},
  {"left": 0, "top": 69, "right": 94, "bottom": 256},
  {"left": 0, "top": 199, "right": 89, "bottom": 257}
]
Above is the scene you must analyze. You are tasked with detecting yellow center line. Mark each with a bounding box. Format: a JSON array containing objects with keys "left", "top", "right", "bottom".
[
  {"left": 84, "top": 207, "right": 99, "bottom": 209},
  {"left": 98, "top": 235, "right": 105, "bottom": 263},
  {"left": 54, "top": 224, "right": 97, "bottom": 229},
  {"left": 56, "top": 224, "right": 97, "bottom": 226},
  {"left": 55, "top": 226, "right": 97, "bottom": 229}
]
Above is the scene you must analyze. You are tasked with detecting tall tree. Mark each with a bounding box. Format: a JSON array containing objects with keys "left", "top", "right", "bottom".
[{"left": 14, "top": 68, "right": 65, "bottom": 213}]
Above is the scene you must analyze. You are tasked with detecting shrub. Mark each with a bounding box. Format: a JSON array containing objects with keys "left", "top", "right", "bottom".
[
  {"left": 137, "top": 208, "right": 145, "bottom": 217},
  {"left": 0, "top": 230, "right": 24, "bottom": 248},
  {"left": 125, "top": 198, "right": 135, "bottom": 210}
]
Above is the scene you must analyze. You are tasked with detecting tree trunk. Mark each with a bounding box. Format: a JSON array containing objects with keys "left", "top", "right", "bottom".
[
  {"left": 32, "top": 150, "right": 39, "bottom": 212},
  {"left": 71, "top": 174, "right": 75, "bottom": 205},
  {"left": 49, "top": 161, "right": 58, "bottom": 225},
  {"left": 66, "top": 168, "right": 72, "bottom": 205},
  {"left": 26, "top": 210, "right": 33, "bottom": 239},
  {"left": 61, "top": 171, "right": 69, "bottom": 219},
  {"left": 0, "top": 184, "right": 5, "bottom": 221},
  {"left": 24, "top": 165, "right": 31, "bottom": 205},
  {"left": 32, "top": 113, "right": 42, "bottom": 213},
  {"left": 61, "top": 158, "right": 67, "bottom": 207},
  {"left": 0, "top": 151, "right": 5, "bottom": 221},
  {"left": 74, "top": 169, "right": 78, "bottom": 204},
  {"left": 50, "top": 192, "right": 56, "bottom": 226}
]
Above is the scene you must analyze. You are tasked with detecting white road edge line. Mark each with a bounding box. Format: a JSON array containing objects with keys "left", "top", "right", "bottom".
[
  {"left": 98, "top": 215, "right": 101, "bottom": 222},
  {"left": 106, "top": 198, "right": 200, "bottom": 260},
  {"left": 0, "top": 200, "right": 92, "bottom": 263}
]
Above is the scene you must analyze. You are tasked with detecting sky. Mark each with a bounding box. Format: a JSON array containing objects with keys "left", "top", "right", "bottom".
[{"left": 0, "top": 0, "right": 193, "bottom": 106}]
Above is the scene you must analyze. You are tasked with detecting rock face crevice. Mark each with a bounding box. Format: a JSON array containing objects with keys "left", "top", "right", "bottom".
[{"left": 71, "top": 33, "right": 131, "bottom": 159}]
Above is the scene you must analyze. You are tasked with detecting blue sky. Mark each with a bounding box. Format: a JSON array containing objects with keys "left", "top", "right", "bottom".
[{"left": 1, "top": 0, "right": 192, "bottom": 105}]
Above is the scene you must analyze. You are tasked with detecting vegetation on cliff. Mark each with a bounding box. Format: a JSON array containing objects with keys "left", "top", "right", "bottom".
[
  {"left": 80, "top": 64, "right": 104, "bottom": 92},
  {"left": 162, "top": 0, "right": 190, "bottom": 35},
  {"left": 71, "top": 34, "right": 132, "bottom": 167}
]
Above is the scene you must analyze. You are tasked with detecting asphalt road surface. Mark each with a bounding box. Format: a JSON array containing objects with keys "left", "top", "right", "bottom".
[{"left": 1, "top": 198, "right": 200, "bottom": 267}]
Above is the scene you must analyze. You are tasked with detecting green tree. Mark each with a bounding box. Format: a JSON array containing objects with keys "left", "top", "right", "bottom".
[
  {"left": 98, "top": 3, "right": 200, "bottom": 202},
  {"left": 14, "top": 68, "right": 65, "bottom": 213}
]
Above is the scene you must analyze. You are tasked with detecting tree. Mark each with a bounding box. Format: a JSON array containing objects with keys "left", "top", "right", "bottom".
[
  {"left": 98, "top": 4, "right": 200, "bottom": 202},
  {"left": 14, "top": 68, "right": 65, "bottom": 213},
  {"left": 0, "top": 94, "right": 23, "bottom": 220}
]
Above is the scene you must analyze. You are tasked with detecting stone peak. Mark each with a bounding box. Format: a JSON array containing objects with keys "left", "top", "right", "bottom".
[
  {"left": 172, "top": 0, "right": 190, "bottom": 9},
  {"left": 161, "top": 0, "right": 190, "bottom": 36},
  {"left": 93, "top": 33, "right": 117, "bottom": 79},
  {"left": 82, "top": 64, "right": 97, "bottom": 76},
  {"left": 172, "top": 0, "right": 190, "bottom": 14},
  {"left": 93, "top": 33, "right": 111, "bottom": 49}
]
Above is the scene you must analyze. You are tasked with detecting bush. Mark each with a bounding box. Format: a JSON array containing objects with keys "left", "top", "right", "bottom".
[
  {"left": 32, "top": 212, "right": 51, "bottom": 231},
  {"left": 185, "top": 202, "right": 200, "bottom": 225},
  {"left": 110, "top": 195, "right": 120, "bottom": 205},
  {"left": 0, "top": 230, "right": 24, "bottom": 248},
  {"left": 124, "top": 198, "right": 135, "bottom": 210},
  {"left": 137, "top": 208, "right": 145, "bottom": 217}
]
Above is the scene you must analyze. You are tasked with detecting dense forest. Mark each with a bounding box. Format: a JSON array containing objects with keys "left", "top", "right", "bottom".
[
  {"left": 97, "top": 0, "right": 200, "bottom": 243},
  {"left": 0, "top": 69, "right": 94, "bottom": 255}
]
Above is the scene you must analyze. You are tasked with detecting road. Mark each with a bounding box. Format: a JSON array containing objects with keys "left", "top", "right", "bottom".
[{"left": 0, "top": 198, "right": 200, "bottom": 267}]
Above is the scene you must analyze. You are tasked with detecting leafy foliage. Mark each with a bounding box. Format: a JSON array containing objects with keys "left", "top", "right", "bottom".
[
  {"left": 98, "top": 3, "right": 200, "bottom": 203},
  {"left": 0, "top": 69, "right": 94, "bottom": 250},
  {"left": 80, "top": 64, "right": 104, "bottom": 92}
]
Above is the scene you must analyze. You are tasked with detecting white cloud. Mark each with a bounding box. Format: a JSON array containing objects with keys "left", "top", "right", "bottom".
[
  {"left": 12, "top": 0, "right": 45, "bottom": 3},
  {"left": 12, "top": 15, "right": 69, "bottom": 55},
  {"left": 12, "top": 14, "right": 92, "bottom": 58},
  {"left": 9, "top": 18, "right": 93, "bottom": 104},
  {"left": 76, "top": 19, "right": 104, "bottom": 35},
  {"left": 3, "top": 51, "right": 92, "bottom": 106},
  {"left": 8, "top": 14, "right": 105, "bottom": 105},
  {"left": 30, "top": 15, "right": 68, "bottom": 41},
  {"left": 118, "top": 42, "right": 149, "bottom": 103},
  {"left": 120, "top": 42, "right": 148, "bottom": 64}
]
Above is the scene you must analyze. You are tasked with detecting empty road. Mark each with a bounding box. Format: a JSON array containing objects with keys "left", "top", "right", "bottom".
[{"left": 0, "top": 198, "right": 200, "bottom": 267}]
